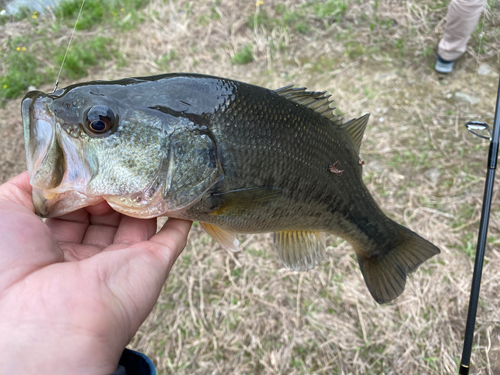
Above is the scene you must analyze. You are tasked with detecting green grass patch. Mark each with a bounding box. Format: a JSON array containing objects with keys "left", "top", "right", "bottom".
[
  {"left": 0, "top": 35, "right": 119, "bottom": 101},
  {"left": 313, "top": 0, "right": 347, "bottom": 20},
  {"left": 53, "top": 36, "right": 120, "bottom": 80},
  {"left": 231, "top": 45, "right": 254, "bottom": 65},
  {"left": 247, "top": 8, "right": 273, "bottom": 30},
  {"left": 155, "top": 50, "right": 177, "bottom": 71},
  {"left": 345, "top": 41, "right": 365, "bottom": 59},
  {"left": 0, "top": 6, "right": 34, "bottom": 25},
  {"left": 0, "top": 0, "right": 135, "bottom": 101},
  {"left": 248, "top": 5, "right": 313, "bottom": 35},
  {"left": 0, "top": 37, "right": 42, "bottom": 100},
  {"left": 55, "top": 0, "right": 149, "bottom": 31}
]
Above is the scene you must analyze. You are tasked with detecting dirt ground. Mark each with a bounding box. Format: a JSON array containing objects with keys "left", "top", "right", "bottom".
[{"left": 1, "top": 0, "right": 500, "bottom": 374}]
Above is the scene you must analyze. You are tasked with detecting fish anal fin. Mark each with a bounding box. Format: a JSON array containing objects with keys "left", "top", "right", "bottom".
[
  {"left": 340, "top": 113, "right": 370, "bottom": 153},
  {"left": 273, "top": 85, "right": 341, "bottom": 124},
  {"left": 200, "top": 222, "right": 240, "bottom": 252},
  {"left": 274, "top": 230, "right": 326, "bottom": 272},
  {"left": 356, "top": 224, "right": 440, "bottom": 304},
  {"left": 208, "top": 187, "right": 282, "bottom": 216}
]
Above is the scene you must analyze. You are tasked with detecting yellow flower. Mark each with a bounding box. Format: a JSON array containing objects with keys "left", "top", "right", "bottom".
[
  {"left": 120, "top": 8, "right": 124, "bottom": 12},
  {"left": 3, "top": 85, "right": 7, "bottom": 89},
  {"left": 16, "top": 47, "right": 20, "bottom": 51},
  {"left": 255, "top": 0, "right": 263, "bottom": 5},
  {"left": 32, "top": 11, "right": 37, "bottom": 19},
  {"left": 22, "top": 47, "right": 26, "bottom": 51}
]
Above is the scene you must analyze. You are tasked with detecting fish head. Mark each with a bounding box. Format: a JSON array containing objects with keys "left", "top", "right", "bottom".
[{"left": 22, "top": 82, "right": 222, "bottom": 218}]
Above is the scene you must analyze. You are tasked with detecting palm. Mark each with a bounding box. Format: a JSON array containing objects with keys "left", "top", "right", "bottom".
[{"left": 0, "top": 172, "right": 191, "bottom": 374}]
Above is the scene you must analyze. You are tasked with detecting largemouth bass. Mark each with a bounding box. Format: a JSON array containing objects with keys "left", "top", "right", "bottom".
[{"left": 22, "top": 73, "right": 440, "bottom": 303}]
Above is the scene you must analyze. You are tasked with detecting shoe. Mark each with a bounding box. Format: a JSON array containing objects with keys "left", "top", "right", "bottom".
[{"left": 435, "top": 55, "right": 455, "bottom": 73}]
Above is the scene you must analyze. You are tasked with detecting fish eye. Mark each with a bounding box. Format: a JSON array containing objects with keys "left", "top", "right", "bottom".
[{"left": 85, "top": 105, "right": 115, "bottom": 134}]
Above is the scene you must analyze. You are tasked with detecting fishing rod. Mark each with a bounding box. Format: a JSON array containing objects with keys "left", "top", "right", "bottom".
[{"left": 459, "top": 76, "right": 500, "bottom": 375}]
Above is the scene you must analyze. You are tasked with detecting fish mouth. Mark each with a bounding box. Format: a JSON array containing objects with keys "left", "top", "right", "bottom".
[
  {"left": 22, "top": 91, "right": 56, "bottom": 182},
  {"left": 22, "top": 91, "right": 101, "bottom": 217},
  {"left": 31, "top": 188, "right": 103, "bottom": 217}
]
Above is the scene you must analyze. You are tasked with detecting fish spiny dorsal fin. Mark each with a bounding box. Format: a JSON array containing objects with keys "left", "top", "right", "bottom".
[
  {"left": 274, "top": 85, "right": 341, "bottom": 122},
  {"left": 340, "top": 113, "right": 370, "bottom": 153}
]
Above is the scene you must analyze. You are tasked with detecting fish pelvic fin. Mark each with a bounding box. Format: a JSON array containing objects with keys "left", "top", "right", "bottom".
[
  {"left": 341, "top": 113, "right": 370, "bottom": 153},
  {"left": 355, "top": 224, "right": 440, "bottom": 304},
  {"left": 274, "top": 230, "right": 326, "bottom": 271},
  {"left": 200, "top": 222, "right": 240, "bottom": 252}
]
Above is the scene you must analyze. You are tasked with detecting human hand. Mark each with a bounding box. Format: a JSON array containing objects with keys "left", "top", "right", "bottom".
[{"left": 0, "top": 172, "right": 192, "bottom": 375}]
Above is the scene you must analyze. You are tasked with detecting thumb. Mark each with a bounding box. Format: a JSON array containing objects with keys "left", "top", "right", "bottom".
[{"left": 0, "top": 172, "right": 34, "bottom": 211}]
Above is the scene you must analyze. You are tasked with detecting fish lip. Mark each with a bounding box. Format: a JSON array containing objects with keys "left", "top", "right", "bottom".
[
  {"left": 32, "top": 188, "right": 51, "bottom": 217},
  {"left": 32, "top": 188, "right": 104, "bottom": 218},
  {"left": 23, "top": 90, "right": 98, "bottom": 217},
  {"left": 22, "top": 91, "right": 56, "bottom": 178}
]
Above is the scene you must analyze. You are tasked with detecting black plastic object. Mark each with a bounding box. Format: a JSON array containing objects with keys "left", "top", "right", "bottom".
[{"left": 459, "top": 78, "right": 500, "bottom": 374}]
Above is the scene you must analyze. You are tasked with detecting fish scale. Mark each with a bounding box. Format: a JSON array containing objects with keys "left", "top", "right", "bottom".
[
  {"left": 22, "top": 73, "right": 440, "bottom": 303},
  {"left": 193, "top": 81, "right": 361, "bottom": 232}
]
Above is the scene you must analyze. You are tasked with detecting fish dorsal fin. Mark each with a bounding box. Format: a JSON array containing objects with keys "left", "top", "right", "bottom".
[
  {"left": 274, "top": 230, "right": 326, "bottom": 271},
  {"left": 200, "top": 222, "right": 240, "bottom": 252},
  {"left": 340, "top": 113, "right": 370, "bottom": 153},
  {"left": 274, "top": 85, "right": 341, "bottom": 122}
]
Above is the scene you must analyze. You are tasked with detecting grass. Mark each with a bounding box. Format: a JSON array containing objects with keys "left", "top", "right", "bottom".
[
  {"left": 0, "top": 35, "right": 119, "bottom": 100},
  {"left": 0, "top": 37, "right": 41, "bottom": 99},
  {"left": 55, "top": 0, "right": 149, "bottom": 30},
  {"left": 53, "top": 36, "right": 120, "bottom": 80},
  {"left": 155, "top": 50, "right": 177, "bottom": 71},
  {"left": 1, "top": 0, "right": 500, "bottom": 374},
  {"left": 0, "top": 0, "right": 145, "bottom": 101},
  {"left": 231, "top": 44, "right": 254, "bottom": 65},
  {"left": 312, "top": 0, "right": 346, "bottom": 20}
]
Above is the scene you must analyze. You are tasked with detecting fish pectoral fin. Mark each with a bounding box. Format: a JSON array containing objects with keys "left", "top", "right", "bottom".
[
  {"left": 208, "top": 187, "right": 283, "bottom": 216},
  {"left": 341, "top": 113, "right": 370, "bottom": 153},
  {"left": 274, "top": 231, "right": 326, "bottom": 272},
  {"left": 200, "top": 222, "right": 240, "bottom": 252}
]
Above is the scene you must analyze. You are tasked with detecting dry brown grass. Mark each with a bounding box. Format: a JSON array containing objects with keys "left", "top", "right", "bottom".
[{"left": 1, "top": 0, "right": 500, "bottom": 373}]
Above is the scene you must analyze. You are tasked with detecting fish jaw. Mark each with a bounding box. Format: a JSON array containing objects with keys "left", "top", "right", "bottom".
[
  {"left": 22, "top": 91, "right": 101, "bottom": 217},
  {"left": 22, "top": 92, "right": 56, "bottom": 182},
  {"left": 32, "top": 188, "right": 104, "bottom": 218}
]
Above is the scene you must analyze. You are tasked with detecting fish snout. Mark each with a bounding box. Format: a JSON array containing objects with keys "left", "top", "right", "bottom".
[
  {"left": 22, "top": 92, "right": 57, "bottom": 179},
  {"left": 22, "top": 91, "right": 102, "bottom": 217}
]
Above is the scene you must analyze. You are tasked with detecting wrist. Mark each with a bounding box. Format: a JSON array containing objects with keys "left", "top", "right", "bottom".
[{"left": 0, "top": 321, "right": 122, "bottom": 375}]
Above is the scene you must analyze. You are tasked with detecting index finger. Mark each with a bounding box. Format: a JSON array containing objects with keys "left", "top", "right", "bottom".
[{"left": 0, "top": 172, "right": 34, "bottom": 212}]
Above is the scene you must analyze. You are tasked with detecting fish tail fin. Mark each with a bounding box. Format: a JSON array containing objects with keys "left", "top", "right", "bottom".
[{"left": 355, "top": 224, "right": 440, "bottom": 304}]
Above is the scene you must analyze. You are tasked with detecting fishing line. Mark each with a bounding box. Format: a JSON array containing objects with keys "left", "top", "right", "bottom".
[{"left": 52, "top": 0, "right": 86, "bottom": 93}]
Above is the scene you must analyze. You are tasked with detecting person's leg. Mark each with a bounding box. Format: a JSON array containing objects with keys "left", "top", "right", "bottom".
[{"left": 435, "top": 0, "right": 487, "bottom": 73}]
